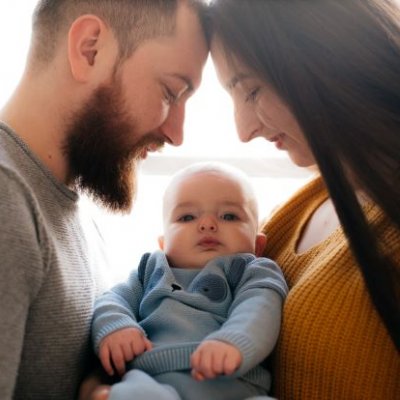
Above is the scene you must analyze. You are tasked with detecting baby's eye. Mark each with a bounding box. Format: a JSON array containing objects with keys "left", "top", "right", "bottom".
[
  {"left": 178, "top": 214, "right": 195, "bottom": 222},
  {"left": 221, "top": 213, "right": 239, "bottom": 221}
]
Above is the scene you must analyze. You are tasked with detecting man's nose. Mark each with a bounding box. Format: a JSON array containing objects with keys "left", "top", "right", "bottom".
[{"left": 159, "top": 104, "right": 185, "bottom": 146}]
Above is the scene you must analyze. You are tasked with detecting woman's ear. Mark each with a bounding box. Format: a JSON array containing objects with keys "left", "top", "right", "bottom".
[
  {"left": 158, "top": 236, "right": 165, "bottom": 250},
  {"left": 67, "top": 15, "right": 107, "bottom": 82},
  {"left": 255, "top": 233, "right": 267, "bottom": 257}
]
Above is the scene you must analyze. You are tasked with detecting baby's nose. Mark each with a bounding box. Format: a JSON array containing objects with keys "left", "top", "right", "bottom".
[{"left": 198, "top": 217, "right": 218, "bottom": 232}]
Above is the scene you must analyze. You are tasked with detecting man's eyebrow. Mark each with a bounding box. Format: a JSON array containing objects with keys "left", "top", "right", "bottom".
[
  {"left": 226, "top": 73, "right": 251, "bottom": 90},
  {"left": 168, "top": 73, "right": 194, "bottom": 92}
]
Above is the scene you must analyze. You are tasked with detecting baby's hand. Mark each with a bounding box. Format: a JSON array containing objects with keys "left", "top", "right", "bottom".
[
  {"left": 190, "top": 339, "right": 242, "bottom": 381},
  {"left": 99, "top": 327, "right": 153, "bottom": 376}
]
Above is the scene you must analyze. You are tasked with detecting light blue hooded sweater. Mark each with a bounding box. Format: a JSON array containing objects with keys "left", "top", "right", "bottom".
[{"left": 92, "top": 251, "right": 288, "bottom": 392}]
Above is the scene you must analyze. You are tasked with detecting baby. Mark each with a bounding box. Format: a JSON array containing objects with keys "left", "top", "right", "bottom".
[{"left": 92, "top": 162, "right": 287, "bottom": 400}]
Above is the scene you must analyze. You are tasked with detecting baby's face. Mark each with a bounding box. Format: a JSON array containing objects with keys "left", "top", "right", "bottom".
[{"left": 160, "top": 170, "right": 263, "bottom": 269}]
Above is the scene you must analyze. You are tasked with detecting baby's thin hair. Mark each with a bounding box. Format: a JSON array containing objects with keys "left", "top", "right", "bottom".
[{"left": 164, "top": 161, "right": 260, "bottom": 221}]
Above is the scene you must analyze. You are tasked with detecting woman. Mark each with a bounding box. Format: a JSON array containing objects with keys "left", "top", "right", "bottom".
[{"left": 208, "top": 0, "right": 400, "bottom": 399}]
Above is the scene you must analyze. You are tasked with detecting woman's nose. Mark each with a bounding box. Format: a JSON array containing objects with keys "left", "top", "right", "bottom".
[
  {"left": 198, "top": 216, "right": 218, "bottom": 232},
  {"left": 234, "top": 103, "right": 260, "bottom": 143}
]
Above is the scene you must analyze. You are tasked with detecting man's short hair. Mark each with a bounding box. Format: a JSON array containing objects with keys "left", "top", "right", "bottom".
[{"left": 31, "top": 0, "right": 208, "bottom": 66}]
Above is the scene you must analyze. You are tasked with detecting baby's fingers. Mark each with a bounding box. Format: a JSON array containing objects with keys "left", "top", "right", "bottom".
[
  {"left": 221, "top": 349, "right": 242, "bottom": 376},
  {"left": 121, "top": 341, "right": 134, "bottom": 363},
  {"left": 191, "top": 368, "right": 206, "bottom": 381},
  {"left": 197, "top": 350, "right": 217, "bottom": 379},
  {"left": 111, "top": 345, "right": 127, "bottom": 376},
  {"left": 190, "top": 348, "right": 201, "bottom": 370},
  {"left": 99, "top": 345, "right": 114, "bottom": 376},
  {"left": 131, "top": 336, "right": 152, "bottom": 356},
  {"left": 222, "top": 353, "right": 240, "bottom": 376},
  {"left": 143, "top": 336, "right": 153, "bottom": 352}
]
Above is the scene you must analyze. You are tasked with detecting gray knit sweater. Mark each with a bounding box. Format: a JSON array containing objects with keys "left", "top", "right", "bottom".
[{"left": 0, "top": 122, "right": 107, "bottom": 400}]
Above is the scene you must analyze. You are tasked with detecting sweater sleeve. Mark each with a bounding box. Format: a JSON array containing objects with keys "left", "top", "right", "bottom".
[
  {"left": 0, "top": 168, "right": 44, "bottom": 400},
  {"left": 91, "top": 255, "right": 149, "bottom": 354},
  {"left": 204, "top": 257, "right": 288, "bottom": 377}
]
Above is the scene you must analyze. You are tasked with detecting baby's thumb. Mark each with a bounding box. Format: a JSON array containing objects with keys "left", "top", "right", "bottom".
[{"left": 144, "top": 337, "right": 153, "bottom": 351}]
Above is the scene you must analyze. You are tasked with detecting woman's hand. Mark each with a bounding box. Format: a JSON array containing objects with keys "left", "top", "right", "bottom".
[
  {"left": 85, "top": 385, "right": 111, "bottom": 400},
  {"left": 78, "top": 372, "right": 111, "bottom": 400}
]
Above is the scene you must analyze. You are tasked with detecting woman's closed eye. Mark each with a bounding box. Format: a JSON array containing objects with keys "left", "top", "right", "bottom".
[{"left": 245, "top": 87, "right": 261, "bottom": 103}]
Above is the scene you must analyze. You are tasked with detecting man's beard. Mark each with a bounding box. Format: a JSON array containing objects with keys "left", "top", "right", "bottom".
[{"left": 63, "top": 79, "right": 164, "bottom": 213}]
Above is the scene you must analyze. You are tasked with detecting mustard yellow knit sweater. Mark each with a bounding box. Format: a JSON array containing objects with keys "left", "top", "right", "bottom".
[{"left": 262, "top": 175, "right": 399, "bottom": 400}]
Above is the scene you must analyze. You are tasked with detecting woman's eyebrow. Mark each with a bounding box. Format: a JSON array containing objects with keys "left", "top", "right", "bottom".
[{"left": 226, "top": 73, "right": 251, "bottom": 90}]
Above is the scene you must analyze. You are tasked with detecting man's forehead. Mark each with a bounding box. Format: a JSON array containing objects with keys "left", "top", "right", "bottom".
[{"left": 172, "top": 0, "right": 209, "bottom": 80}]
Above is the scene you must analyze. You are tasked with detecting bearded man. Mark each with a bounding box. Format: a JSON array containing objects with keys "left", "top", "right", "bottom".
[{"left": 0, "top": 1, "right": 208, "bottom": 399}]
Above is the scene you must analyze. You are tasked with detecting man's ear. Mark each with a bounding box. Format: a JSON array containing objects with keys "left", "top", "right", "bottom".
[
  {"left": 255, "top": 233, "right": 267, "bottom": 257},
  {"left": 67, "top": 15, "right": 108, "bottom": 82},
  {"left": 158, "top": 236, "right": 165, "bottom": 250}
]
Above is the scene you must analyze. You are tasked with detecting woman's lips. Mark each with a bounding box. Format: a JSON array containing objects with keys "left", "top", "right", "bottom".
[{"left": 270, "top": 133, "right": 285, "bottom": 150}]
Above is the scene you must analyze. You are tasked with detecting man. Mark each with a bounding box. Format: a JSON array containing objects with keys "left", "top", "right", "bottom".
[{"left": 0, "top": 0, "right": 208, "bottom": 399}]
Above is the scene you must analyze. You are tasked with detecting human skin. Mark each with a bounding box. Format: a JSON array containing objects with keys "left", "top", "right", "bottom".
[
  {"left": 0, "top": 1, "right": 208, "bottom": 194},
  {"left": 211, "top": 40, "right": 315, "bottom": 168},
  {"left": 159, "top": 169, "right": 266, "bottom": 268},
  {"left": 59, "top": 1, "right": 209, "bottom": 212},
  {"left": 210, "top": 40, "right": 347, "bottom": 254},
  {"left": 99, "top": 168, "right": 267, "bottom": 382},
  {"left": 0, "top": 2, "right": 208, "bottom": 399}
]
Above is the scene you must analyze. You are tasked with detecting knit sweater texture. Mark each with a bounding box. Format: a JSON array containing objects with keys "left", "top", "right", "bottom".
[
  {"left": 262, "top": 175, "right": 400, "bottom": 399},
  {"left": 92, "top": 251, "right": 288, "bottom": 392},
  {"left": 0, "top": 122, "right": 106, "bottom": 400}
]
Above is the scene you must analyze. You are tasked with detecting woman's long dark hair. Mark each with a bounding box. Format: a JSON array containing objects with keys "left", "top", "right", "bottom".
[{"left": 208, "top": 0, "right": 400, "bottom": 349}]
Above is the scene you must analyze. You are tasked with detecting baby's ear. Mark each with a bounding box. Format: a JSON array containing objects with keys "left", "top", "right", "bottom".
[
  {"left": 158, "top": 236, "right": 165, "bottom": 250},
  {"left": 255, "top": 233, "right": 267, "bottom": 256}
]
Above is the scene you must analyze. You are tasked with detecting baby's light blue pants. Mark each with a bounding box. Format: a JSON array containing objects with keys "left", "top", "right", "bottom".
[{"left": 109, "top": 369, "right": 273, "bottom": 400}]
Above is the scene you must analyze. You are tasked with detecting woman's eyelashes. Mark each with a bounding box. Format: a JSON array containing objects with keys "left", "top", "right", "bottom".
[{"left": 245, "top": 86, "right": 261, "bottom": 103}]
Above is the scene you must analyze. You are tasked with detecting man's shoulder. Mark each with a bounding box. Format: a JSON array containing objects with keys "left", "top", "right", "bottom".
[
  {"left": 0, "top": 161, "right": 35, "bottom": 210},
  {"left": 0, "top": 126, "right": 32, "bottom": 192}
]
